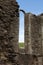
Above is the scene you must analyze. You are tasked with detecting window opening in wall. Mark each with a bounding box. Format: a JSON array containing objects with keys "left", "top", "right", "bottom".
[{"left": 19, "top": 12, "right": 24, "bottom": 48}]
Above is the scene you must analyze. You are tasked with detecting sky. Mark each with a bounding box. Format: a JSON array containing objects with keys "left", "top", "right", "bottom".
[{"left": 17, "top": 0, "right": 43, "bottom": 42}]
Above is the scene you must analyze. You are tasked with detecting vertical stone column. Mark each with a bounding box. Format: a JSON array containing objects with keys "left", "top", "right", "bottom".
[
  {"left": 39, "top": 14, "right": 43, "bottom": 65},
  {"left": 24, "top": 13, "right": 29, "bottom": 54},
  {"left": 24, "top": 13, "right": 42, "bottom": 65},
  {"left": 25, "top": 13, "right": 42, "bottom": 55},
  {"left": 24, "top": 13, "right": 32, "bottom": 54}
]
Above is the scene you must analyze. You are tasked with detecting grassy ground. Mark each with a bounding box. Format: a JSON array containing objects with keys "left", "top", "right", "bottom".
[{"left": 19, "top": 42, "right": 24, "bottom": 48}]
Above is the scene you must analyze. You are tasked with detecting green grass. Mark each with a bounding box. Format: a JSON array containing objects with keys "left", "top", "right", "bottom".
[{"left": 19, "top": 42, "right": 24, "bottom": 48}]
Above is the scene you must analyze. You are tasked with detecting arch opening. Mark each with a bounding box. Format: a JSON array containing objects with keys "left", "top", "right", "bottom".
[{"left": 19, "top": 11, "right": 25, "bottom": 48}]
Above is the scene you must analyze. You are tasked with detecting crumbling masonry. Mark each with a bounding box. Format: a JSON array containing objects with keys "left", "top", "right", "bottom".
[
  {"left": 0, "top": 0, "right": 19, "bottom": 65},
  {"left": 24, "top": 13, "right": 43, "bottom": 65},
  {"left": 0, "top": 0, "right": 43, "bottom": 65}
]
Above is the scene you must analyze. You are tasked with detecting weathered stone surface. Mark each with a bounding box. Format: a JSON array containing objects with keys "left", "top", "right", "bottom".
[
  {"left": 18, "top": 54, "right": 39, "bottom": 65},
  {"left": 0, "top": 0, "right": 43, "bottom": 65},
  {"left": 24, "top": 13, "right": 43, "bottom": 65},
  {"left": 39, "top": 14, "right": 43, "bottom": 65},
  {"left": 0, "top": 0, "right": 19, "bottom": 65},
  {"left": 25, "top": 13, "right": 42, "bottom": 55},
  {"left": 0, "top": 0, "right": 19, "bottom": 52},
  {"left": 24, "top": 13, "right": 33, "bottom": 54}
]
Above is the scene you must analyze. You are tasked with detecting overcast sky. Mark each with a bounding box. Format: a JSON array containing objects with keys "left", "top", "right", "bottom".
[{"left": 17, "top": 0, "right": 43, "bottom": 42}]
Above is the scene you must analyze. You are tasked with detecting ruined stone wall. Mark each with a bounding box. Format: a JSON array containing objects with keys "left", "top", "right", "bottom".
[
  {"left": 24, "top": 13, "right": 33, "bottom": 54},
  {"left": 30, "top": 15, "right": 42, "bottom": 55},
  {"left": 39, "top": 14, "right": 43, "bottom": 65},
  {"left": 0, "top": 0, "right": 19, "bottom": 65},
  {"left": 0, "top": 0, "right": 19, "bottom": 52},
  {"left": 0, "top": 0, "right": 43, "bottom": 65},
  {"left": 25, "top": 13, "right": 42, "bottom": 55},
  {"left": 24, "top": 13, "right": 43, "bottom": 65}
]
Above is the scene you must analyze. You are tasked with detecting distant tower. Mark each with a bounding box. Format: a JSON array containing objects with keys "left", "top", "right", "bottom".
[{"left": 0, "top": 0, "right": 19, "bottom": 65}]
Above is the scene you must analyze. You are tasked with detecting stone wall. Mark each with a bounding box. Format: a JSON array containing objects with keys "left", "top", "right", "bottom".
[
  {"left": 39, "top": 14, "right": 43, "bottom": 65},
  {"left": 0, "top": 0, "right": 19, "bottom": 65},
  {"left": 0, "top": 0, "right": 19, "bottom": 53},
  {"left": 18, "top": 54, "right": 40, "bottom": 65},
  {"left": 25, "top": 13, "right": 42, "bottom": 55},
  {"left": 0, "top": 0, "right": 43, "bottom": 65},
  {"left": 24, "top": 13, "right": 33, "bottom": 54},
  {"left": 24, "top": 13, "right": 43, "bottom": 65}
]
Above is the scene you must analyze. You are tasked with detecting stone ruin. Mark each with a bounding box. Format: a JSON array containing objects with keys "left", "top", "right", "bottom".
[
  {"left": 0, "top": 0, "right": 43, "bottom": 65},
  {"left": 24, "top": 13, "right": 43, "bottom": 65},
  {"left": 0, "top": 0, "right": 19, "bottom": 65}
]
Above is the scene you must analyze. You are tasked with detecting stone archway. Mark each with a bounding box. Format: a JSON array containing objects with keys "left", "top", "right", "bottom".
[{"left": 18, "top": 10, "right": 25, "bottom": 52}]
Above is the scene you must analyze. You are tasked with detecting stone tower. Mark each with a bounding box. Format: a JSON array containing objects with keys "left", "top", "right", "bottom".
[{"left": 0, "top": 0, "right": 19, "bottom": 65}]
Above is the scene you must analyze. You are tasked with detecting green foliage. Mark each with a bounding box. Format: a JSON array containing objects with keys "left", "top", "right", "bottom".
[{"left": 19, "top": 42, "right": 24, "bottom": 48}]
